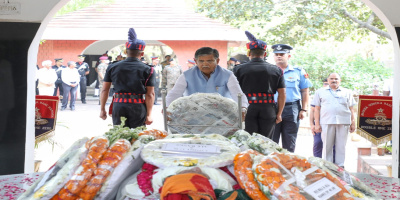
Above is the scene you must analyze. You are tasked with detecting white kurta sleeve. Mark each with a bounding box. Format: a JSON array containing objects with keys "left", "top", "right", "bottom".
[
  {"left": 227, "top": 73, "right": 249, "bottom": 108},
  {"left": 166, "top": 74, "right": 187, "bottom": 107}
]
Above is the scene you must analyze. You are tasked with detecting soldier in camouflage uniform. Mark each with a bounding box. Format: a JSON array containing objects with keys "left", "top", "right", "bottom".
[
  {"left": 97, "top": 56, "right": 109, "bottom": 89},
  {"left": 162, "top": 59, "right": 182, "bottom": 93}
]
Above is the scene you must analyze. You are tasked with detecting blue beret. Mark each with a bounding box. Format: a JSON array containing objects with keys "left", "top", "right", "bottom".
[
  {"left": 245, "top": 31, "right": 267, "bottom": 50},
  {"left": 126, "top": 28, "right": 146, "bottom": 51},
  {"left": 229, "top": 57, "right": 238, "bottom": 62},
  {"left": 271, "top": 44, "right": 293, "bottom": 53}
]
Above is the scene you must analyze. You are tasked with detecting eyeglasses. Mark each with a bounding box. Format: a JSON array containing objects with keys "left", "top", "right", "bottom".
[{"left": 323, "top": 83, "right": 329, "bottom": 85}]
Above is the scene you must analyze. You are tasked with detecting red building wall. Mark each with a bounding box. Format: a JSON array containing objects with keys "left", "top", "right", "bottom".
[
  {"left": 37, "top": 40, "right": 228, "bottom": 70},
  {"left": 37, "top": 40, "right": 97, "bottom": 66},
  {"left": 160, "top": 40, "right": 228, "bottom": 71}
]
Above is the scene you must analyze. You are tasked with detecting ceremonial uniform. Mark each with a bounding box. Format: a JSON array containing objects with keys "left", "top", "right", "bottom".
[
  {"left": 234, "top": 31, "right": 285, "bottom": 139},
  {"left": 102, "top": 28, "right": 155, "bottom": 129},
  {"left": 235, "top": 58, "right": 285, "bottom": 138},
  {"left": 76, "top": 55, "right": 90, "bottom": 104},
  {"left": 272, "top": 44, "right": 312, "bottom": 152},
  {"left": 104, "top": 58, "right": 155, "bottom": 128},
  {"left": 52, "top": 59, "right": 66, "bottom": 97}
]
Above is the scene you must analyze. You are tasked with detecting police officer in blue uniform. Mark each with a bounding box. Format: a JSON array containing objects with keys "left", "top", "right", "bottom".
[
  {"left": 76, "top": 55, "right": 90, "bottom": 104},
  {"left": 272, "top": 44, "right": 312, "bottom": 152},
  {"left": 52, "top": 58, "right": 66, "bottom": 97},
  {"left": 234, "top": 31, "right": 286, "bottom": 139},
  {"left": 99, "top": 28, "right": 155, "bottom": 128}
]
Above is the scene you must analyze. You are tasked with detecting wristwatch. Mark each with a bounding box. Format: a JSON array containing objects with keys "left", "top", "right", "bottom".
[{"left": 300, "top": 109, "right": 307, "bottom": 112}]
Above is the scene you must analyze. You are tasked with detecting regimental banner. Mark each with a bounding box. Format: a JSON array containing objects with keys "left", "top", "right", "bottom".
[
  {"left": 357, "top": 95, "right": 392, "bottom": 145},
  {"left": 35, "top": 95, "right": 59, "bottom": 143}
]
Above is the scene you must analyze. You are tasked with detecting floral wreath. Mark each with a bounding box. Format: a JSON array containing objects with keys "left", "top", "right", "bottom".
[{"left": 141, "top": 138, "right": 240, "bottom": 168}]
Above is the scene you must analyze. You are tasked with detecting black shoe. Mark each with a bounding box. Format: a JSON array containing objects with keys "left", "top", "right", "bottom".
[
  {"left": 60, "top": 107, "right": 66, "bottom": 111},
  {"left": 82, "top": 101, "right": 86, "bottom": 104}
]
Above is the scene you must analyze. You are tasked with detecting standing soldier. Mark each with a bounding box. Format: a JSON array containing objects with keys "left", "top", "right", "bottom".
[
  {"left": 97, "top": 55, "right": 109, "bottom": 104},
  {"left": 52, "top": 58, "right": 66, "bottom": 98},
  {"left": 162, "top": 59, "right": 182, "bottom": 93},
  {"left": 272, "top": 44, "right": 313, "bottom": 152},
  {"left": 160, "top": 55, "right": 171, "bottom": 70},
  {"left": 234, "top": 31, "right": 286, "bottom": 139},
  {"left": 99, "top": 28, "right": 155, "bottom": 128},
  {"left": 76, "top": 55, "right": 90, "bottom": 104},
  {"left": 151, "top": 56, "right": 162, "bottom": 105}
]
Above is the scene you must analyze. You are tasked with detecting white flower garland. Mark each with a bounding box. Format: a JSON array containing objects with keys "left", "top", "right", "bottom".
[{"left": 141, "top": 138, "right": 240, "bottom": 168}]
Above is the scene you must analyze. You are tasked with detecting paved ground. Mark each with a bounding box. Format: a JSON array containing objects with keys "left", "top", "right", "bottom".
[{"left": 35, "top": 97, "right": 371, "bottom": 173}]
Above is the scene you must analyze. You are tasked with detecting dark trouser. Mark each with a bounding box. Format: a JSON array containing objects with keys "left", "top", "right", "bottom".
[
  {"left": 313, "top": 132, "right": 323, "bottom": 158},
  {"left": 112, "top": 102, "right": 147, "bottom": 129},
  {"left": 62, "top": 83, "right": 78, "bottom": 109},
  {"left": 53, "top": 80, "right": 63, "bottom": 96},
  {"left": 154, "top": 80, "right": 160, "bottom": 104},
  {"left": 35, "top": 80, "right": 39, "bottom": 95},
  {"left": 314, "top": 132, "right": 335, "bottom": 161},
  {"left": 245, "top": 103, "right": 277, "bottom": 139},
  {"left": 273, "top": 101, "right": 300, "bottom": 152},
  {"left": 79, "top": 76, "right": 87, "bottom": 101}
]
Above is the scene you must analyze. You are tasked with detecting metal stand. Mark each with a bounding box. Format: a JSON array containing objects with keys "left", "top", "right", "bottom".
[
  {"left": 237, "top": 93, "right": 243, "bottom": 130},
  {"left": 161, "top": 89, "right": 168, "bottom": 131}
]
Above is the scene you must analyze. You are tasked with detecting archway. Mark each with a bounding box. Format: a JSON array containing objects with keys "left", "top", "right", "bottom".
[{"left": 20, "top": 0, "right": 400, "bottom": 177}]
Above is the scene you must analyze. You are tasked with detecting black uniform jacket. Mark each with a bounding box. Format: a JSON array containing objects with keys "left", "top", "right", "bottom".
[
  {"left": 234, "top": 57, "right": 285, "bottom": 94},
  {"left": 104, "top": 57, "right": 155, "bottom": 94}
]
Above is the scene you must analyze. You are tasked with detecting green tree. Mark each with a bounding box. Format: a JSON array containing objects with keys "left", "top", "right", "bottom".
[
  {"left": 195, "top": 0, "right": 389, "bottom": 46},
  {"left": 289, "top": 42, "right": 392, "bottom": 94},
  {"left": 56, "top": 0, "right": 114, "bottom": 16}
]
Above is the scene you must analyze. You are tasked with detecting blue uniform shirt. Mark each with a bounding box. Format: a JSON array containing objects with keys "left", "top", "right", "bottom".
[{"left": 275, "top": 65, "right": 312, "bottom": 102}]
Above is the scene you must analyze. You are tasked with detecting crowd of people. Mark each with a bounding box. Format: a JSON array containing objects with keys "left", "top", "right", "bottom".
[
  {"left": 35, "top": 55, "right": 90, "bottom": 111},
  {"left": 37, "top": 27, "right": 387, "bottom": 168}
]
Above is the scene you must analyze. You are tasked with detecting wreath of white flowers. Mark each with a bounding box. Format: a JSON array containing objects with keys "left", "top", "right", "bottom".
[{"left": 140, "top": 138, "right": 240, "bottom": 168}]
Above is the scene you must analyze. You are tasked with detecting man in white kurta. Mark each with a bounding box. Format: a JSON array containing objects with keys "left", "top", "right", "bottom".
[
  {"left": 37, "top": 60, "right": 57, "bottom": 96},
  {"left": 313, "top": 73, "right": 356, "bottom": 168}
]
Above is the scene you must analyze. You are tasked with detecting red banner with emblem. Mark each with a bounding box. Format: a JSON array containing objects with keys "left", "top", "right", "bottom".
[
  {"left": 357, "top": 95, "right": 392, "bottom": 145},
  {"left": 35, "top": 95, "right": 59, "bottom": 143}
]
